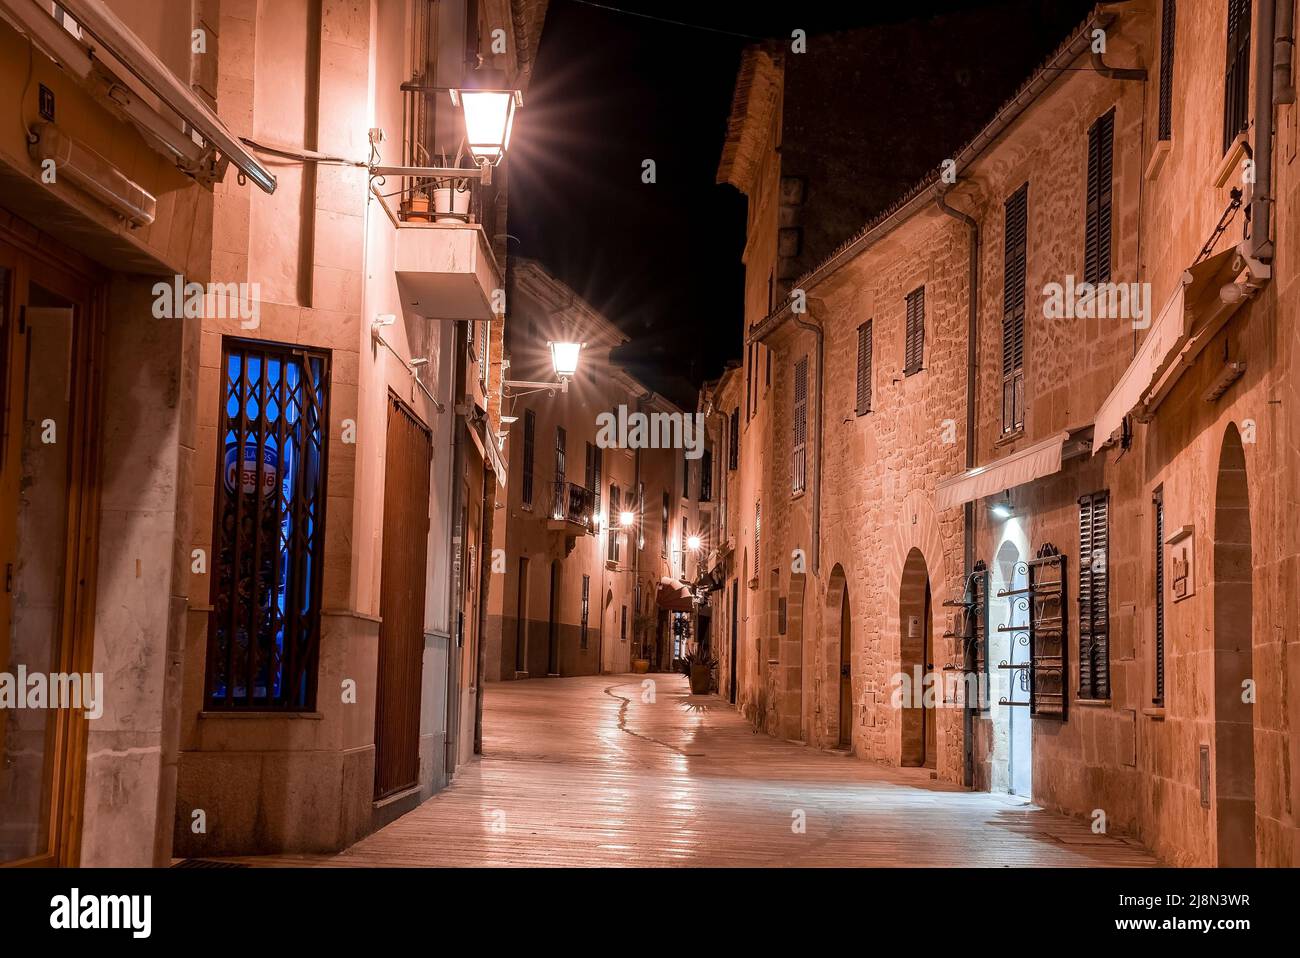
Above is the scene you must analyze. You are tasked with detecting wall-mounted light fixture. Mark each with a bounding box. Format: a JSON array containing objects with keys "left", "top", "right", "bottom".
[
  {"left": 991, "top": 492, "right": 1014, "bottom": 520},
  {"left": 503, "top": 341, "right": 585, "bottom": 397}
]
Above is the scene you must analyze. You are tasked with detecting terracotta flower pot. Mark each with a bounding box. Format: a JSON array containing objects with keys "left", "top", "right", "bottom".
[
  {"left": 400, "top": 192, "right": 431, "bottom": 222},
  {"left": 632, "top": 658, "right": 650, "bottom": 674},
  {"left": 689, "top": 663, "right": 712, "bottom": 695}
]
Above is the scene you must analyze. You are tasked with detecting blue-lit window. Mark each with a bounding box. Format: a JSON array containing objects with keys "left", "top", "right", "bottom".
[{"left": 206, "top": 340, "right": 329, "bottom": 710}]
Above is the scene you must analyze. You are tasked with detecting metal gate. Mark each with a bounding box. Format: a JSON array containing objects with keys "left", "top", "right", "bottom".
[{"left": 374, "top": 396, "right": 433, "bottom": 799}]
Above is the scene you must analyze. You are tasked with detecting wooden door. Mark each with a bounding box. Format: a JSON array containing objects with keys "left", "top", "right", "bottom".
[
  {"left": 729, "top": 582, "right": 738, "bottom": 704},
  {"left": 547, "top": 561, "right": 560, "bottom": 675},
  {"left": 839, "top": 592, "right": 853, "bottom": 746},
  {"left": 0, "top": 239, "right": 102, "bottom": 866},
  {"left": 374, "top": 397, "right": 433, "bottom": 800}
]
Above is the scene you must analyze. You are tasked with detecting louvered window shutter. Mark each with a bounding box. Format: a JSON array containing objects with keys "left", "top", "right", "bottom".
[
  {"left": 1158, "top": 0, "right": 1176, "bottom": 141},
  {"left": 904, "top": 287, "right": 925, "bottom": 375},
  {"left": 1002, "top": 184, "right": 1028, "bottom": 434},
  {"left": 1224, "top": 0, "right": 1252, "bottom": 151},
  {"left": 792, "top": 356, "right": 808, "bottom": 493},
  {"left": 729, "top": 408, "right": 739, "bottom": 469},
  {"left": 1085, "top": 111, "right": 1115, "bottom": 286},
  {"left": 1078, "top": 491, "right": 1111, "bottom": 700},
  {"left": 856, "top": 320, "right": 873, "bottom": 415}
]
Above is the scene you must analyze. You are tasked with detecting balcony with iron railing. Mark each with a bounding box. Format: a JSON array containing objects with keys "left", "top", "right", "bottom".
[
  {"left": 374, "top": 85, "right": 501, "bottom": 321},
  {"left": 547, "top": 478, "right": 596, "bottom": 536}
]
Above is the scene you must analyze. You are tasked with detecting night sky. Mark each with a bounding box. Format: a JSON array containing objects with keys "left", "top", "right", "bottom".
[{"left": 507, "top": 0, "right": 1097, "bottom": 407}]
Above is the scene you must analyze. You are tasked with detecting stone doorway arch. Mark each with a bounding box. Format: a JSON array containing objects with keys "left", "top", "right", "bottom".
[{"left": 1213, "top": 422, "right": 1255, "bottom": 866}]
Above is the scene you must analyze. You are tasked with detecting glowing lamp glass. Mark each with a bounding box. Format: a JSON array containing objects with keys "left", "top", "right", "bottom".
[{"left": 549, "top": 341, "right": 583, "bottom": 379}]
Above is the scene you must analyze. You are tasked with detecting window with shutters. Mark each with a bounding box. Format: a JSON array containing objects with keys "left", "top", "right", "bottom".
[
  {"left": 754, "top": 500, "right": 761, "bottom": 571},
  {"left": 1002, "top": 184, "right": 1028, "bottom": 435},
  {"left": 554, "top": 426, "right": 566, "bottom": 481},
  {"left": 729, "top": 408, "right": 739, "bottom": 468},
  {"left": 1078, "top": 490, "right": 1111, "bottom": 700},
  {"left": 584, "top": 441, "right": 598, "bottom": 500},
  {"left": 1153, "top": 488, "right": 1166, "bottom": 706},
  {"left": 792, "top": 356, "right": 808, "bottom": 494},
  {"left": 746, "top": 343, "right": 755, "bottom": 422},
  {"left": 580, "top": 575, "right": 590, "bottom": 649},
  {"left": 1085, "top": 109, "right": 1114, "bottom": 287},
  {"left": 1158, "top": 0, "right": 1176, "bottom": 141},
  {"left": 661, "top": 491, "right": 670, "bottom": 558},
  {"left": 904, "top": 286, "right": 925, "bottom": 376},
  {"left": 592, "top": 442, "right": 601, "bottom": 516},
  {"left": 608, "top": 485, "right": 621, "bottom": 563},
  {"left": 521, "top": 408, "right": 535, "bottom": 508},
  {"left": 479, "top": 320, "right": 490, "bottom": 390},
  {"left": 207, "top": 340, "right": 329, "bottom": 710},
  {"left": 855, "top": 320, "right": 873, "bottom": 416},
  {"left": 1224, "top": 0, "right": 1252, "bottom": 153},
  {"left": 621, "top": 605, "right": 628, "bottom": 642},
  {"left": 700, "top": 449, "right": 713, "bottom": 502},
  {"left": 682, "top": 452, "right": 690, "bottom": 499}
]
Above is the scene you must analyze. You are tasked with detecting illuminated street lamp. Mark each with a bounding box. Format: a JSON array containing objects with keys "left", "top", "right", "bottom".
[
  {"left": 619, "top": 510, "right": 636, "bottom": 529},
  {"left": 548, "top": 341, "right": 584, "bottom": 380},
  {"left": 686, "top": 534, "right": 702, "bottom": 551},
  {"left": 450, "top": 68, "right": 521, "bottom": 185},
  {"left": 503, "top": 341, "right": 585, "bottom": 397}
]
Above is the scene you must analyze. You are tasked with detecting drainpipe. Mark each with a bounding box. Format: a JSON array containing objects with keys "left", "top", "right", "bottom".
[
  {"left": 789, "top": 313, "right": 822, "bottom": 576},
  {"left": 935, "top": 186, "right": 979, "bottom": 789},
  {"left": 1276, "top": 0, "right": 1295, "bottom": 105},
  {"left": 1252, "top": 0, "right": 1279, "bottom": 262}
]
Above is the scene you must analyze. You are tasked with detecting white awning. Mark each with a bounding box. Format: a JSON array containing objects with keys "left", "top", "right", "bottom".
[
  {"left": 480, "top": 421, "right": 509, "bottom": 488},
  {"left": 1091, "top": 248, "right": 1243, "bottom": 454},
  {"left": 12, "top": 0, "right": 276, "bottom": 193},
  {"left": 936, "top": 431, "right": 1069, "bottom": 511}
]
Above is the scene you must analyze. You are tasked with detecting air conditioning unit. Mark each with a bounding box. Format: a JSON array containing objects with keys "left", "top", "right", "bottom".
[{"left": 27, "top": 121, "right": 157, "bottom": 227}]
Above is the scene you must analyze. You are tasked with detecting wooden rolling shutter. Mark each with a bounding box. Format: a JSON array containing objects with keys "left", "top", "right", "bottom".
[
  {"left": 792, "top": 356, "right": 808, "bottom": 493},
  {"left": 1153, "top": 490, "right": 1166, "bottom": 705},
  {"left": 856, "top": 320, "right": 873, "bottom": 415},
  {"left": 1078, "top": 491, "right": 1111, "bottom": 700},
  {"left": 729, "top": 408, "right": 739, "bottom": 469},
  {"left": 1158, "top": 0, "right": 1176, "bottom": 141},
  {"left": 1002, "top": 184, "right": 1027, "bottom": 434},
  {"left": 904, "top": 286, "right": 925, "bottom": 375},
  {"left": 1085, "top": 109, "right": 1115, "bottom": 286}
]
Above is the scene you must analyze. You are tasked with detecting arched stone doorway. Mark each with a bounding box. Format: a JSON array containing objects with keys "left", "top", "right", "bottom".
[
  {"left": 825, "top": 564, "right": 851, "bottom": 748},
  {"left": 900, "top": 547, "right": 934, "bottom": 768},
  {"left": 1213, "top": 423, "right": 1255, "bottom": 866}
]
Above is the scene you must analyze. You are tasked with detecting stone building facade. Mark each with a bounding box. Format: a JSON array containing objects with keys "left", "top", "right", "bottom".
[
  {"left": 717, "top": 0, "right": 1299, "bottom": 866},
  {"left": 0, "top": 0, "right": 547, "bottom": 866},
  {"left": 484, "top": 259, "right": 685, "bottom": 681}
]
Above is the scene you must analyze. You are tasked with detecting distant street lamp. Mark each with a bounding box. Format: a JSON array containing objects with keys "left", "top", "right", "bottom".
[
  {"left": 503, "top": 341, "right": 585, "bottom": 397},
  {"left": 619, "top": 510, "right": 636, "bottom": 529},
  {"left": 686, "top": 534, "right": 702, "bottom": 551}
]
